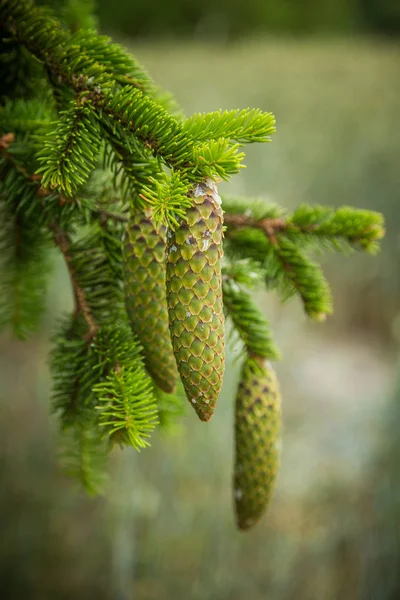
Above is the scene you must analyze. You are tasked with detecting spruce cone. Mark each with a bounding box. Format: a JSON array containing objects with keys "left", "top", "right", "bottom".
[
  {"left": 123, "top": 210, "right": 178, "bottom": 393},
  {"left": 166, "top": 178, "right": 225, "bottom": 421},
  {"left": 234, "top": 357, "right": 281, "bottom": 530}
]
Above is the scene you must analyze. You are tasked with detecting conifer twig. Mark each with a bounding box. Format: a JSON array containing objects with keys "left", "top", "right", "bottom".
[
  {"left": 0, "top": 134, "right": 98, "bottom": 336},
  {"left": 50, "top": 222, "right": 98, "bottom": 340},
  {"left": 224, "top": 213, "right": 286, "bottom": 244},
  {"left": 224, "top": 211, "right": 384, "bottom": 249}
]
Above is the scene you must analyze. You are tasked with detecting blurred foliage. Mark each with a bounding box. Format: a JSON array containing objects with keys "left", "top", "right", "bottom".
[{"left": 96, "top": 0, "right": 400, "bottom": 39}]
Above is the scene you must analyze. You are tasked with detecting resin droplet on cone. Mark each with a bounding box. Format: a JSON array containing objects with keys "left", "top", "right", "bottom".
[
  {"left": 123, "top": 210, "right": 178, "bottom": 393},
  {"left": 166, "top": 179, "right": 225, "bottom": 421},
  {"left": 234, "top": 357, "right": 281, "bottom": 530}
]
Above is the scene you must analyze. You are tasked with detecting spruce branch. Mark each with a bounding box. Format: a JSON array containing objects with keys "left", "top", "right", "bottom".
[
  {"left": 51, "top": 315, "right": 108, "bottom": 494},
  {"left": 36, "top": 96, "right": 102, "bottom": 196},
  {"left": 0, "top": 20, "right": 46, "bottom": 102},
  {"left": 50, "top": 222, "right": 98, "bottom": 339},
  {"left": 269, "top": 238, "right": 333, "bottom": 321},
  {"left": 0, "top": 0, "right": 386, "bottom": 511},
  {"left": 0, "top": 0, "right": 265, "bottom": 192},
  {"left": 50, "top": 314, "right": 101, "bottom": 428},
  {"left": 224, "top": 210, "right": 332, "bottom": 320},
  {"left": 138, "top": 170, "right": 193, "bottom": 228},
  {"left": 224, "top": 200, "right": 384, "bottom": 320},
  {"left": 0, "top": 133, "right": 52, "bottom": 339},
  {"left": 0, "top": 130, "right": 106, "bottom": 232},
  {"left": 0, "top": 135, "right": 102, "bottom": 338},
  {"left": 69, "top": 28, "right": 182, "bottom": 116},
  {"left": 102, "top": 132, "right": 160, "bottom": 200},
  {"left": 223, "top": 263, "right": 281, "bottom": 360},
  {"left": 93, "top": 324, "right": 159, "bottom": 450},
  {"left": 183, "top": 108, "right": 276, "bottom": 144},
  {"left": 0, "top": 131, "right": 67, "bottom": 218},
  {"left": 1, "top": 0, "right": 155, "bottom": 99},
  {"left": 223, "top": 201, "right": 385, "bottom": 254}
]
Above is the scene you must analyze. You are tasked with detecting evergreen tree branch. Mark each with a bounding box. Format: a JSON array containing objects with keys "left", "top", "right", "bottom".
[
  {"left": 0, "top": 0, "right": 257, "bottom": 187},
  {"left": 36, "top": 96, "right": 102, "bottom": 195},
  {"left": 183, "top": 108, "right": 276, "bottom": 144},
  {"left": 224, "top": 202, "right": 385, "bottom": 253},
  {"left": 101, "top": 132, "right": 161, "bottom": 200},
  {"left": 50, "top": 314, "right": 101, "bottom": 428},
  {"left": 0, "top": 0, "right": 386, "bottom": 507},
  {"left": 223, "top": 266, "right": 281, "bottom": 360},
  {"left": 50, "top": 222, "right": 98, "bottom": 339},
  {"left": 0, "top": 0, "right": 161, "bottom": 100},
  {"left": 223, "top": 201, "right": 383, "bottom": 320},
  {"left": 224, "top": 211, "right": 333, "bottom": 320},
  {"left": 270, "top": 239, "right": 333, "bottom": 321},
  {"left": 0, "top": 131, "right": 104, "bottom": 231},
  {"left": 0, "top": 132, "right": 52, "bottom": 339},
  {"left": 93, "top": 324, "right": 159, "bottom": 450},
  {"left": 68, "top": 28, "right": 182, "bottom": 116},
  {"left": 0, "top": 132, "right": 102, "bottom": 337}
]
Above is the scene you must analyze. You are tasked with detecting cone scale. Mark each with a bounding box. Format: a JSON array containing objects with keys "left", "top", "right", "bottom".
[
  {"left": 166, "top": 178, "right": 225, "bottom": 421},
  {"left": 123, "top": 210, "right": 178, "bottom": 393},
  {"left": 234, "top": 357, "right": 281, "bottom": 530}
]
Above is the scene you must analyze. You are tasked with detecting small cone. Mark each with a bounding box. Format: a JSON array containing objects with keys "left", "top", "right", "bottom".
[
  {"left": 166, "top": 178, "right": 225, "bottom": 421},
  {"left": 123, "top": 210, "right": 178, "bottom": 393},
  {"left": 234, "top": 356, "right": 281, "bottom": 530}
]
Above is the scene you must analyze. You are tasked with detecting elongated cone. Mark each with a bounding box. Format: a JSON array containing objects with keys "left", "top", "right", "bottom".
[
  {"left": 166, "top": 178, "right": 225, "bottom": 421},
  {"left": 123, "top": 210, "right": 178, "bottom": 393},
  {"left": 234, "top": 357, "right": 281, "bottom": 530}
]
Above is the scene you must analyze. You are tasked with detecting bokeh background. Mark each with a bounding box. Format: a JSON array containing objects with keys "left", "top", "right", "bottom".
[{"left": 1, "top": 1, "right": 400, "bottom": 598}]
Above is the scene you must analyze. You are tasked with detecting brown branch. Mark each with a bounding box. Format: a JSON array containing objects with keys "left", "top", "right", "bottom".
[
  {"left": 50, "top": 222, "right": 98, "bottom": 341},
  {"left": 223, "top": 213, "right": 288, "bottom": 245},
  {"left": 223, "top": 211, "right": 382, "bottom": 251},
  {"left": 223, "top": 213, "right": 305, "bottom": 298},
  {"left": 0, "top": 136, "right": 99, "bottom": 337}
]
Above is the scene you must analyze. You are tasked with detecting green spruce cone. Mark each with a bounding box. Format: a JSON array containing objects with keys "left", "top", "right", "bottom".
[
  {"left": 166, "top": 178, "right": 225, "bottom": 421},
  {"left": 234, "top": 356, "right": 281, "bottom": 530},
  {"left": 123, "top": 210, "right": 178, "bottom": 393}
]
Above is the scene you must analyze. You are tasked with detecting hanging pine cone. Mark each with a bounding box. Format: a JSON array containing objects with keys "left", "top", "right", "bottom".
[
  {"left": 123, "top": 209, "right": 178, "bottom": 393},
  {"left": 234, "top": 357, "right": 281, "bottom": 530},
  {"left": 166, "top": 178, "right": 225, "bottom": 421}
]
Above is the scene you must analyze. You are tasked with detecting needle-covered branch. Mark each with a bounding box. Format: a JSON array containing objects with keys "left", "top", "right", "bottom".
[
  {"left": 223, "top": 262, "right": 281, "bottom": 360},
  {"left": 1, "top": 0, "right": 275, "bottom": 212},
  {"left": 0, "top": 0, "right": 386, "bottom": 525},
  {"left": 93, "top": 324, "right": 159, "bottom": 449},
  {"left": 50, "top": 222, "right": 99, "bottom": 339},
  {"left": 223, "top": 198, "right": 385, "bottom": 254},
  {"left": 183, "top": 109, "right": 276, "bottom": 144},
  {"left": 37, "top": 97, "right": 102, "bottom": 195},
  {"left": 224, "top": 197, "right": 384, "bottom": 320}
]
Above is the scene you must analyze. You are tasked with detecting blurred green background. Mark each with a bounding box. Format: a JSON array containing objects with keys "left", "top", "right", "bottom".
[{"left": 1, "top": 1, "right": 400, "bottom": 598}]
